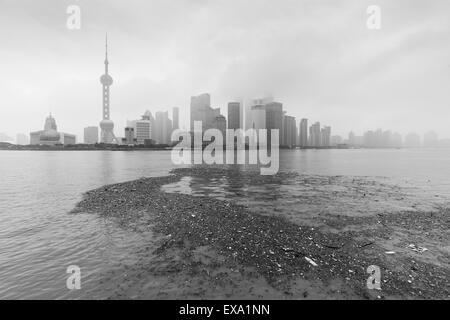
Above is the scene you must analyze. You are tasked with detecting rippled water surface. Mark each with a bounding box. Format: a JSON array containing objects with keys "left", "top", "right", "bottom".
[{"left": 0, "top": 149, "right": 449, "bottom": 299}]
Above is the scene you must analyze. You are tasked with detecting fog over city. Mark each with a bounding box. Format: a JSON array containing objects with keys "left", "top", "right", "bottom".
[{"left": 1, "top": 0, "right": 449, "bottom": 141}]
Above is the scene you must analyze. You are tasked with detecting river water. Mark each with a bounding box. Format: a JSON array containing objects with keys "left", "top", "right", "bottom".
[{"left": 0, "top": 149, "right": 449, "bottom": 299}]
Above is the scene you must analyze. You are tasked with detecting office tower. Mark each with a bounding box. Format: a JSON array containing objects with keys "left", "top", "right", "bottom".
[
  {"left": 282, "top": 114, "right": 296, "bottom": 148},
  {"left": 99, "top": 35, "right": 118, "bottom": 144},
  {"left": 84, "top": 126, "right": 99, "bottom": 144},
  {"left": 245, "top": 97, "right": 273, "bottom": 130},
  {"left": 404, "top": 133, "right": 421, "bottom": 148},
  {"left": 212, "top": 115, "right": 227, "bottom": 138},
  {"left": 264, "top": 101, "right": 283, "bottom": 145},
  {"left": 172, "top": 107, "right": 179, "bottom": 130},
  {"left": 228, "top": 102, "right": 241, "bottom": 129},
  {"left": 321, "top": 126, "right": 331, "bottom": 147},
  {"left": 250, "top": 105, "right": 266, "bottom": 130},
  {"left": 309, "top": 122, "right": 321, "bottom": 147},
  {"left": 154, "top": 111, "right": 172, "bottom": 144},
  {"left": 135, "top": 119, "right": 151, "bottom": 145},
  {"left": 424, "top": 131, "right": 438, "bottom": 148},
  {"left": 16, "top": 133, "right": 29, "bottom": 145},
  {"left": 299, "top": 119, "right": 308, "bottom": 147},
  {"left": 123, "top": 127, "right": 135, "bottom": 145},
  {"left": 190, "top": 93, "right": 211, "bottom": 132}
]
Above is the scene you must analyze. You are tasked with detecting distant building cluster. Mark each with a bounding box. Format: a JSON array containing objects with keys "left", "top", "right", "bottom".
[
  {"left": 20, "top": 37, "right": 448, "bottom": 149},
  {"left": 330, "top": 129, "right": 448, "bottom": 148}
]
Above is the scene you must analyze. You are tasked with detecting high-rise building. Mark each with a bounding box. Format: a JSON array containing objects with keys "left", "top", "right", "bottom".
[
  {"left": 250, "top": 105, "right": 266, "bottom": 130},
  {"left": 135, "top": 119, "right": 151, "bottom": 145},
  {"left": 99, "top": 35, "right": 118, "bottom": 144},
  {"left": 227, "top": 102, "right": 241, "bottom": 130},
  {"left": 212, "top": 115, "right": 227, "bottom": 138},
  {"left": 264, "top": 101, "right": 283, "bottom": 145},
  {"left": 309, "top": 122, "right": 321, "bottom": 147},
  {"left": 123, "top": 127, "right": 135, "bottom": 145},
  {"left": 299, "top": 118, "right": 308, "bottom": 147},
  {"left": 154, "top": 111, "right": 173, "bottom": 144},
  {"left": 16, "top": 133, "right": 29, "bottom": 145},
  {"left": 245, "top": 97, "right": 273, "bottom": 130},
  {"left": 84, "top": 126, "right": 98, "bottom": 144},
  {"left": 190, "top": 93, "right": 212, "bottom": 132},
  {"left": 172, "top": 107, "right": 179, "bottom": 130},
  {"left": 321, "top": 126, "right": 331, "bottom": 147},
  {"left": 282, "top": 114, "right": 296, "bottom": 148}
]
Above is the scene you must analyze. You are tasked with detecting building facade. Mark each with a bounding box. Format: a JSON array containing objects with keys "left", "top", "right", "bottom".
[{"left": 84, "top": 126, "right": 98, "bottom": 144}]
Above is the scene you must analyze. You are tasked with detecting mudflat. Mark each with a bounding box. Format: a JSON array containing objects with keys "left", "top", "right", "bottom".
[{"left": 72, "top": 167, "right": 450, "bottom": 299}]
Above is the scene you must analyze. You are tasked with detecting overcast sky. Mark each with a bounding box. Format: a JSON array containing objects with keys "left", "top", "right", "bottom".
[{"left": 0, "top": 0, "right": 449, "bottom": 141}]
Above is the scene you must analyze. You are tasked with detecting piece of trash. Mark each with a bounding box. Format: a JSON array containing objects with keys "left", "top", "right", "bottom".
[
  {"left": 305, "top": 257, "right": 318, "bottom": 267},
  {"left": 385, "top": 251, "right": 396, "bottom": 255},
  {"left": 407, "top": 244, "right": 428, "bottom": 253}
]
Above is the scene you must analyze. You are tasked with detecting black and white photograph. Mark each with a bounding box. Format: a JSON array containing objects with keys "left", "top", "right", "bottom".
[{"left": 0, "top": 0, "right": 449, "bottom": 307}]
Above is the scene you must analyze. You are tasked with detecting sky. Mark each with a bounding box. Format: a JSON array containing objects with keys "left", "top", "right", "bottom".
[{"left": 0, "top": 0, "right": 449, "bottom": 142}]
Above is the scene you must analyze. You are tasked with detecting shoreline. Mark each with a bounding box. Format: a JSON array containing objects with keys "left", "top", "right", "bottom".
[{"left": 72, "top": 167, "right": 450, "bottom": 299}]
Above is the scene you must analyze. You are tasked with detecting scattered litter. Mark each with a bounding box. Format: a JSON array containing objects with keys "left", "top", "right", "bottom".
[
  {"left": 305, "top": 257, "right": 318, "bottom": 267},
  {"left": 407, "top": 244, "right": 428, "bottom": 253}
]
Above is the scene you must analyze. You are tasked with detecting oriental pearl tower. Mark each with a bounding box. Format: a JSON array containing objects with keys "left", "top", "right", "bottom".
[{"left": 99, "top": 34, "right": 118, "bottom": 144}]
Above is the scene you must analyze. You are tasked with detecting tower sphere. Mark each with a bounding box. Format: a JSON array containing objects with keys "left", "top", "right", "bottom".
[
  {"left": 100, "top": 74, "right": 113, "bottom": 86},
  {"left": 100, "top": 119, "right": 114, "bottom": 130}
]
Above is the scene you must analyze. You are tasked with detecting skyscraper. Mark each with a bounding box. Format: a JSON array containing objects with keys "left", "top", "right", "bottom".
[
  {"left": 299, "top": 118, "right": 308, "bottom": 147},
  {"left": 227, "top": 102, "right": 241, "bottom": 130},
  {"left": 99, "top": 34, "right": 118, "bottom": 144},
  {"left": 190, "top": 93, "right": 222, "bottom": 133},
  {"left": 172, "top": 107, "right": 179, "bottom": 130},
  {"left": 309, "top": 122, "right": 321, "bottom": 147},
  {"left": 154, "top": 111, "right": 172, "bottom": 144},
  {"left": 282, "top": 115, "right": 296, "bottom": 148},
  {"left": 84, "top": 126, "right": 99, "bottom": 144},
  {"left": 264, "top": 101, "right": 283, "bottom": 145},
  {"left": 321, "top": 126, "right": 331, "bottom": 147},
  {"left": 135, "top": 116, "right": 152, "bottom": 145}
]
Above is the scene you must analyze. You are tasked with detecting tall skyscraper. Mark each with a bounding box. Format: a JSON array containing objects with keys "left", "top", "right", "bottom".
[
  {"left": 309, "top": 122, "right": 321, "bottom": 147},
  {"left": 282, "top": 115, "right": 296, "bottom": 148},
  {"left": 172, "top": 107, "right": 179, "bottom": 130},
  {"left": 227, "top": 102, "right": 241, "bottom": 129},
  {"left": 299, "top": 118, "right": 308, "bottom": 147},
  {"left": 84, "top": 126, "right": 99, "bottom": 144},
  {"left": 99, "top": 35, "right": 118, "bottom": 144},
  {"left": 250, "top": 105, "right": 266, "bottom": 130},
  {"left": 212, "top": 115, "right": 227, "bottom": 138},
  {"left": 321, "top": 126, "right": 331, "bottom": 147},
  {"left": 190, "top": 93, "right": 221, "bottom": 133},
  {"left": 264, "top": 101, "right": 283, "bottom": 145},
  {"left": 154, "top": 111, "right": 173, "bottom": 144}
]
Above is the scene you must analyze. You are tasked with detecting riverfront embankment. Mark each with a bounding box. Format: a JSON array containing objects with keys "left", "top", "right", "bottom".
[{"left": 71, "top": 167, "right": 450, "bottom": 299}]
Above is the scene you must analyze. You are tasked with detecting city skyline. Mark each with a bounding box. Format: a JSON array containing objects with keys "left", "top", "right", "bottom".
[{"left": 1, "top": 1, "right": 450, "bottom": 141}]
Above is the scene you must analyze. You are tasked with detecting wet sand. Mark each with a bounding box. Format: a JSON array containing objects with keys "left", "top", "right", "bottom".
[{"left": 71, "top": 167, "right": 450, "bottom": 299}]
